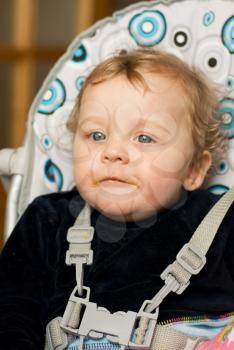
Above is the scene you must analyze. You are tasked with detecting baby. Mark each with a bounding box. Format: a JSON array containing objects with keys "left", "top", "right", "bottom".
[
  {"left": 0, "top": 49, "right": 233, "bottom": 350},
  {"left": 68, "top": 49, "right": 223, "bottom": 223}
]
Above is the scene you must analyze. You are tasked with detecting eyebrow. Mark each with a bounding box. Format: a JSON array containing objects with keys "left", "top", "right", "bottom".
[
  {"left": 135, "top": 119, "right": 171, "bottom": 135},
  {"left": 78, "top": 116, "right": 106, "bottom": 125}
]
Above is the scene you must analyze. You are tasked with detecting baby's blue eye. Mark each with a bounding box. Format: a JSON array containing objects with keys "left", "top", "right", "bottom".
[
  {"left": 137, "top": 134, "right": 153, "bottom": 143},
  {"left": 91, "top": 131, "right": 106, "bottom": 141}
]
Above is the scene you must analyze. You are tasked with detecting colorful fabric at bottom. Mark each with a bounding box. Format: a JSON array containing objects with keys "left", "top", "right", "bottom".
[
  {"left": 67, "top": 317, "right": 234, "bottom": 350},
  {"left": 68, "top": 336, "right": 120, "bottom": 350},
  {"left": 195, "top": 321, "right": 234, "bottom": 349},
  {"left": 171, "top": 314, "right": 234, "bottom": 339}
]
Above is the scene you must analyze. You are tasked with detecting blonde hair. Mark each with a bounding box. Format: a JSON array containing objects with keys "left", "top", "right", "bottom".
[{"left": 67, "top": 49, "right": 226, "bottom": 177}]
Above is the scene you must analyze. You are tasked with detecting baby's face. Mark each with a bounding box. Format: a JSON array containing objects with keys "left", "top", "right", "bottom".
[{"left": 73, "top": 73, "right": 195, "bottom": 222}]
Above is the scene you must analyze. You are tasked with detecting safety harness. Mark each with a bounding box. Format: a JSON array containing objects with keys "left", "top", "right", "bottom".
[{"left": 45, "top": 187, "right": 234, "bottom": 350}]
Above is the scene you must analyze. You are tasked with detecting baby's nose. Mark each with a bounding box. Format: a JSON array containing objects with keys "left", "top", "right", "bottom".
[{"left": 101, "top": 138, "right": 129, "bottom": 163}]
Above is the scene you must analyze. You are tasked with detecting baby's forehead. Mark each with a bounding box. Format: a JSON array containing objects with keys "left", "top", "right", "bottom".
[
  {"left": 80, "top": 74, "right": 188, "bottom": 116},
  {"left": 81, "top": 73, "right": 187, "bottom": 108}
]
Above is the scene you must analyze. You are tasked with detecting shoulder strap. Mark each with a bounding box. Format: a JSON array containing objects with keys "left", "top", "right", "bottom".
[
  {"left": 66, "top": 188, "right": 234, "bottom": 307},
  {"left": 146, "top": 187, "right": 234, "bottom": 313}
]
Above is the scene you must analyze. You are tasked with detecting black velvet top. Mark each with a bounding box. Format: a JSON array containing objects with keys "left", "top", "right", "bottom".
[{"left": 0, "top": 188, "right": 234, "bottom": 350}]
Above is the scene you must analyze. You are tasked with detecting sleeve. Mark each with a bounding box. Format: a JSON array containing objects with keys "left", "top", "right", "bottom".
[{"left": 0, "top": 198, "right": 58, "bottom": 350}]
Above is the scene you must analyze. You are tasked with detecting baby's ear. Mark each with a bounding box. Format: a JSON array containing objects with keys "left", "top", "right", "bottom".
[{"left": 183, "top": 150, "right": 212, "bottom": 191}]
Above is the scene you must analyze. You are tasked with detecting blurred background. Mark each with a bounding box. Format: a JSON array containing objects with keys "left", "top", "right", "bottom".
[{"left": 0, "top": 0, "right": 146, "bottom": 249}]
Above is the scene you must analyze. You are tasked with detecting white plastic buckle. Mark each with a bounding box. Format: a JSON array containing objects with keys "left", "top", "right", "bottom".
[
  {"left": 60, "top": 286, "right": 91, "bottom": 335},
  {"left": 160, "top": 243, "right": 206, "bottom": 296},
  {"left": 160, "top": 265, "right": 189, "bottom": 295},
  {"left": 176, "top": 243, "right": 206, "bottom": 275},
  {"left": 146, "top": 273, "right": 183, "bottom": 313},
  {"left": 60, "top": 287, "right": 158, "bottom": 350},
  {"left": 66, "top": 226, "right": 94, "bottom": 266},
  {"left": 129, "top": 300, "right": 159, "bottom": 349},
  {"left": 67, "top": 226, "right": 94, "bottom": 244},
  {"left": 66, "top": 226, "right": 94, "bottom": 296}
]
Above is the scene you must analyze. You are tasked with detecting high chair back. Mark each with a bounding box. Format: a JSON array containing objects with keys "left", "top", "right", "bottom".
[{"left": 0, "top": 0, "right": 233, "bottom": 242}]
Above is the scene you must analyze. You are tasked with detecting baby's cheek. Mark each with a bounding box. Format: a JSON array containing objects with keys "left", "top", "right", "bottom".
[
  {"left": 73, "top": 150, "right": 92, "bottom": 189},
  {"left": 151, "top": 147, "right": 188, "bottom": 174},
  {"left": 144, "top": 175, "right": 185, "bottom": 210},
  {"left": 73, "top": 142, "right": 92, "bottom": 164}
]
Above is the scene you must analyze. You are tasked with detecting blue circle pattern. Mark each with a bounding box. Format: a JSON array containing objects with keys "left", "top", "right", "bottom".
[
  {"left": 203, "top": 11, "right": 215, "bottom": 27},
  {"left": 128, "top": 10, "right": 166, "bottom": 47},
  {"left": 72, "top": 44, "right": 87, "bottom": 62},
  {"left": 219, "top": 98, "right": 234, "bottom": 139},
  {"left": 42, "top": 135, "right": 52, "bottom": 149},
  {"left": 208, "top": 184, "right": 229, "bottom": 195},
  {"left": 217, "top": 160, "right": 229, "bottom": 175},
  {"left": 137, "top": 17, "right": 158, "bottom": 38},
  {"left": 44, "top": 159, "right": 63, "bottom": 191},
  {"left": 222, "top": 16, "right": 234, "bottom": 54},
  {"left": 76, "top": 76, "right": 86, "bottom": 91},
  {"left": 38, "top": 79, "right": 66, "bottom": 115},
  {"left": 227, "top": 76, "right": 234, "bottom": 91}
]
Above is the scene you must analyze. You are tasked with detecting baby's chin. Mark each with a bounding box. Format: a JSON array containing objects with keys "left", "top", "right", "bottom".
[
  {"left": 77, "top": 185, "right": 177, "bottom": 223},
  {"left": 88, "top": 200, "right": 134, "bottom": 222},
  {"left": 88, "top": 200, "right": 159, "bottom": 223}
]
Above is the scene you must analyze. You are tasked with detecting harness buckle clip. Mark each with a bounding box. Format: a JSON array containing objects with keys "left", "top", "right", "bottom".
[
  {"left": 66, "top": 226, "right": 94, "bottom": 266},
  {"left": 60, "top": 286, "right": 91, "bottom": 336},
  {"left": 60, "top": 287, "right": 158, "bottom": 350},
  {"left": 160, "top": 265, "right": 189, "bottom": 295},
  {"left": 176, "top": 243, "right": 206, "bottom": 275}
]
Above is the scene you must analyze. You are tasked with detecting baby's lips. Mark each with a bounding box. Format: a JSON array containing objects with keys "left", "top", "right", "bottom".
[
  {"left": 101, "top": 176, "right": 130, "bottom": 183},
  {"left": 96, "top": 175, "right": 137, "bottom": 186}
]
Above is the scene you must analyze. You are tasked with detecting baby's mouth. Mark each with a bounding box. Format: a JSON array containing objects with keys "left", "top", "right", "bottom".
[
  {"left": 95, "top": 176, "right": 133, "bottom": 185},
  {"left": 93, "top": 177, "right": 138, "bottom": 195}
]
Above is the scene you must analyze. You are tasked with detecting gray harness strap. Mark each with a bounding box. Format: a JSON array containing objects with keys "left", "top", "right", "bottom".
[
  {"left": 45, "top": 187, "right": 234, "bottom": 350},
  {"left": 65, "top": 203, "right": 94, "bottom": 296},
  {"left": 147, "top": 187, "right": 234, "bottom": 314}
]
